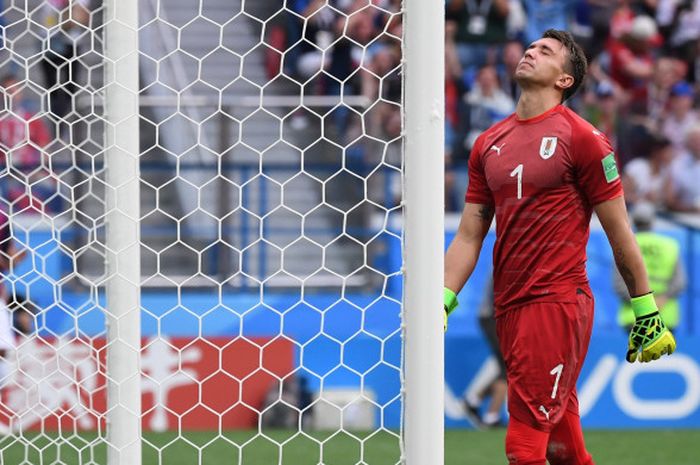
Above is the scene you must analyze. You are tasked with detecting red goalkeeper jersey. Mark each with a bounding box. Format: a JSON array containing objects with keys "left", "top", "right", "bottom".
[{"left": 466, "top": 104, "right": 623, "bottom": 313}]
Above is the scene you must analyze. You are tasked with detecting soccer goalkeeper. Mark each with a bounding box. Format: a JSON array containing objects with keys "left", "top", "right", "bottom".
[{"left": 444, "top": 30, "right": 676, "bottom": 465}]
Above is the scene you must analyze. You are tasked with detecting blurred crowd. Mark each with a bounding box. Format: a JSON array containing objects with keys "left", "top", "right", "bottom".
[
  {"left": 279, "top": 0, "right": 403, "bottom": 163},
  {"left": 0, "top": 0, "right": 90, "bottom": 216},
  {"left": 442, "top": 0, "right": 700, "bottom": 215},
  {"left": 276, "top": 0, "right": 700, "bottom": 216},
  {"left": 2, "top": 0, "right": 700, "bottom": 218}
]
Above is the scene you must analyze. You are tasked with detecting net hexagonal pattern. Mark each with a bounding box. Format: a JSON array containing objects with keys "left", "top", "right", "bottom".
[{"left": 0, "top": 0, "right": 404, "bottom": 463}]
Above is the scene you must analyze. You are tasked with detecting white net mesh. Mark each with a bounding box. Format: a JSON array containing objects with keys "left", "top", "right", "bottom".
[{"left": 0, "top": 0, "right": 405, "bottom": 463}]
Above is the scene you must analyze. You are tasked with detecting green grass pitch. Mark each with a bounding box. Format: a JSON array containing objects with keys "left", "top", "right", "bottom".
[{"left": 0, "top": 429, "right": 697, "bottom": 464}]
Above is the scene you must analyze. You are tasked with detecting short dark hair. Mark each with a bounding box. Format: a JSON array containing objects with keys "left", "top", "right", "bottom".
[{"left": 541, "top": 29, "right": 587, "bottom": 102}]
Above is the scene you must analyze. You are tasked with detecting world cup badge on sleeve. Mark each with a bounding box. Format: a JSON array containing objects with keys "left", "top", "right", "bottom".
[{"left": 539, "top": 137, "right": 558, "bottom": 159}]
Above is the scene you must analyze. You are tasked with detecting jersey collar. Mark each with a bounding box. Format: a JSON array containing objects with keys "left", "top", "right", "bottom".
[{"left": 514, "top": 104, "right": 563, "bottom": 124}]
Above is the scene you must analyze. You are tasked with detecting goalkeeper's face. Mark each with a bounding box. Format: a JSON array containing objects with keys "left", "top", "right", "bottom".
[{"left": 515, "top": 38, "right": 573, "bottom": 93}]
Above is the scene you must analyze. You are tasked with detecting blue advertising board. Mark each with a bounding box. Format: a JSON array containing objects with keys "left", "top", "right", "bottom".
[
  {"left": 445, "top": 334, "right": 700, "bottom": 429},
  {"left": 7, "top": 219, "right": 700, "bottom": 429}
]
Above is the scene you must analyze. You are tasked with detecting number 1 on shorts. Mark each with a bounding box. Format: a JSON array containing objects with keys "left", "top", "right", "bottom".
[{"left": 549, "top": 363, "right": 564, "bottom": 399}]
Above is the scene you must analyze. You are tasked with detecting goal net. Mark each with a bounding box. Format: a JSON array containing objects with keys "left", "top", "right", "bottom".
[{"left": 0, "top": 0, "right": 442, "bottom": 463}]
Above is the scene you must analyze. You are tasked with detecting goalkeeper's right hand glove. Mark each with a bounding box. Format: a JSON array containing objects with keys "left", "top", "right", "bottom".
[
  {"left": 626, "top": 292, "right": 676, "bottom": 363},
  {"left": 444, "top": 288, "right": 458, "bottom": 332}
]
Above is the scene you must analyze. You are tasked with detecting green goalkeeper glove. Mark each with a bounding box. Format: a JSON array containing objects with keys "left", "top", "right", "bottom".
[
  {"left": 626, "top": 292, "right": 677, "bottom": 363},
  {"left": 444, "top": 288, "right": 458, "bottom": 332}
]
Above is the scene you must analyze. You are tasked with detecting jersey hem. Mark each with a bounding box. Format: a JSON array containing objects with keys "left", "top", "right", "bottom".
[{"left": 494, "top": 286, "right": 592, "bottom": 315}]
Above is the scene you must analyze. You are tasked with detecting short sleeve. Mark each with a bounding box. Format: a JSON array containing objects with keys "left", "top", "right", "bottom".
[
  {"left": 465, "top": 135, "right": 494, "bottom": 205},
  {"left": 573, "top": 126, "right": 623, "bottom": 206}
]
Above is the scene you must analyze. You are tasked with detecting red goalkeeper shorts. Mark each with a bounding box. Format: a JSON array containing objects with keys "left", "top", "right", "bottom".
[{"left": 496, "top": 288, "right": 594, "bottom": 432}]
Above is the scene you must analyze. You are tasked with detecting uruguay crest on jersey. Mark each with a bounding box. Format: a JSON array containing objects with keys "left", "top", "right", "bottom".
[{"left": 539, "top": 137, "right": 558, "bottom": 159}]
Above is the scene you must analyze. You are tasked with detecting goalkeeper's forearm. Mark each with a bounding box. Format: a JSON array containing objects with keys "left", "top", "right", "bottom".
[
  {"left": 444, "top": 234, "right": 482, "bottom": 294},
  {"left": 595, "top": 197, "right": 651, "bottom": 297},
  {"left": 445, "top": 202, "right": 493, "bottom": 293},
  {"left": 612, "top": 239, "right": 651, "bottom": 298}
]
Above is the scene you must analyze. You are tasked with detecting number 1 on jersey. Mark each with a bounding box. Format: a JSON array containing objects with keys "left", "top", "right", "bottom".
[
  {"left": 510, "top": 164, "right": 523, "bottom": 200},
  {"left": 549, "top": 363, "right": 564, "bottom": 399}
]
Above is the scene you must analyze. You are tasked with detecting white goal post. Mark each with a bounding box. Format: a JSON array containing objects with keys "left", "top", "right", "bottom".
[
  {"left": 402, "top": 0, "right": 445, "bottom": 464},
  {"left": 103, "top": 0, "right": 141, "bottom": 464}
]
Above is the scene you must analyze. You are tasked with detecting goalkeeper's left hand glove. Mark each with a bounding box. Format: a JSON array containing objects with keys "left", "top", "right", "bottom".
[
  {"left": 626, "top": 292, "right": 677, "bottom": 363},
  {"left": 444, "top": 288, "right": 458, "bottom": 332}
]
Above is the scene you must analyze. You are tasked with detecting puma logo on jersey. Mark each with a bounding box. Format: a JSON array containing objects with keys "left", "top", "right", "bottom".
[
  {"left": 538, "top": 405, "right": 551, "bottom": 421},
  {"left": 489, "top": 143, "right": 505, "bottom": 156}
]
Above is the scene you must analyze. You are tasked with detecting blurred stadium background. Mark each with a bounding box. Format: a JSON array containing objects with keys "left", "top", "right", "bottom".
[{"left": 0, "top": 0, "right": 697, "bottom": 464}]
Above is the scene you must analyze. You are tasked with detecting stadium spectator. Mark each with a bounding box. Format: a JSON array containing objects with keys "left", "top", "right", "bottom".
[
  {"left": 355, "top": 12, "right": 401, "bottom": 147},
  {"left": 39, "top": 0, "right": 91, "bottom": 136},
  {"left": 584, "top": 19, "right": 668, "bottom": 163},
  {"left": 260, "top": 374, "right": 315, "bottom": 430},
  {"left": 615, "top": 96, "right": 660, "bottom": 167},
  {"left": 297, "top": 376, "right": 315, "bottom": 430},
  {"left": 665, "top": 123, "right": 700, "bottom": 212},
  {"left": 584, "top": 80, "right": 622, "bottom": 151},
  {"left": 622, "top": 133, "right": 676, "bottom": 207},
  {"left": 288, "top": 0, "right": 344, "bottom": 85},
  {"left": 584, "top": 0, "right": 619, "bottom": 59},
  {"left": 0, "top": 75, "right": 56, "bottom": 214},
  {"left": 444, "top": 29, "right": 676, "bottom": 465},
  {"left": 568, "top": 1, "right": 594, "bottom": 55},
  {"left": 445, "top": 0, "right": 511, "bottom": 71},
  {"left": 449, "top": 63, "right": 514, "bottom": 211},
  {"left": 661, "top": 80, "right": 699, "bottom": 151},
  {"left": 505, "top": 0, "right": 527, "bottom": 40},
  {"left": 446, "top": 21, "right": 465, "bottom": 134},
  {"left": 0, "top": 211, "right": 24, "bottom": 387},
  {"left": 656, "top": 0, "right": 700, "bottom": 77},
  {"left": 463, "top": 64, "right": 515, "bottom": 150},
  {"left": 0, "top": 1, "right": 12, "bottom": 78},
  {"left": 614, "top": 201, "right": 686, "bottom": 331},
  {"left": 328, "top": 3, "right": 390, "bottom": 99},
  {"left": 521, "top": 0, "right": 573, "bottom": 46},
  {"left": 360, "top": 14, "right": 402, "bottom": 106},
  {"left": 0, "top": 212, "right": 24, "bottom": 298},
  {"left": 445, "top": 21, "right": 466, "bottom": 211},
  {"left": 497, "top": 39, "right": 524, "bottom": 102},
  {"left": 646, "top": 56, "right": 685, "bottom": 125},
  {"left": 609, "top": 0, "right": 638, "bottom": 41},
  {"left": 6, "top": 292, "right": 37, "bottom": 339},
  {"left": 607, "top": 15, "right": 660, "bottom": 105},
  {"left": 289, "top": 0, "right": 398, "bottom": 97},
  {"left": 260, "top": 378, "right": 299, "bottom": 429}
]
